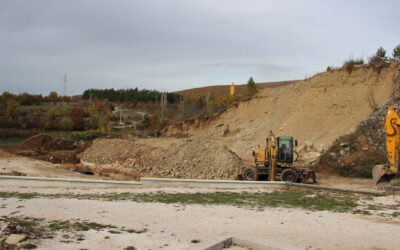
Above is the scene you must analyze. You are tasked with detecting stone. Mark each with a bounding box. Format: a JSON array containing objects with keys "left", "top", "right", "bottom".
[
  {"left": 361, "top": 146, "right": 369, "bottom": 151},
  {"left": 5, "top": 234, "right": 26, "bottom": 245}
]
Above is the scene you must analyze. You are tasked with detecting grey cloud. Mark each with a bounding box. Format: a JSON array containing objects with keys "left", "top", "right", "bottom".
[{"left": 0, "top": 0, "right": 399, "bottom": 94}]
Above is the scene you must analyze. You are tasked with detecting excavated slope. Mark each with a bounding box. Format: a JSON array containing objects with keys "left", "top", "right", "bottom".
[{"left": 186, "top": 63, "right": 400, "bottom": 161}]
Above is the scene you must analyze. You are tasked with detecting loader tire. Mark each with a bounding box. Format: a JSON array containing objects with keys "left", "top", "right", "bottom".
[
  {"left": 243, "top": 167, "right": 259, "bottom": 181},
  {"left": 281, "top": 169, "right": 298, "bottom": 183}
]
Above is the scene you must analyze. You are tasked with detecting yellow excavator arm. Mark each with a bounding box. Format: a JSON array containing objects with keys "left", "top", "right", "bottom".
[{"left": 373, "top": 106, "right": 400, "bottom": 185}]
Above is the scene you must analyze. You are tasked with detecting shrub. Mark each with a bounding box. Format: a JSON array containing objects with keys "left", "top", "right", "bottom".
[
  {"left": 393, "top": 44, "right": 400, "bottom": 60},
  {"left": 326, "top": 66, "right": 332, "bottom": 72},
  {"left": 71, "top": 130, "right": 106, "bottom": 141},
  {"left": 60, "top": 116, "right": 74, "bottom": 131},
  {"left": 69, "top": 106, "right": 85, "bottom": 130},
  {"left": 343, "top": 58, "right": 364, "bottom": 73},
  {"left": 376, "top": 46, "right": 387, "bottom": 58},
  {"left": 138, "top": 115, "right": 151, "bottom": 130},
  {"left": 368, "top": 55, "right": 388, "bottom": 74}
]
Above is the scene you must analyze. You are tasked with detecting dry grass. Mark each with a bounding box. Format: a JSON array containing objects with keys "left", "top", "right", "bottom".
[{"left": 175, "top": 81, "right": 298, "bottom": 99}]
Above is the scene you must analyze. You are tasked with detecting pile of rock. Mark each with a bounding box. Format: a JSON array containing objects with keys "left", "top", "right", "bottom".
[
  {"left": 297, "top": 140, "right": 324, "bottom": 165},
  {"left": 80, "top": 136, "right": 246, "bottom": 180}
]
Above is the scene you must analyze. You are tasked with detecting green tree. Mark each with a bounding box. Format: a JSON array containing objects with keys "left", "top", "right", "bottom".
[
  {"left": 376, "top": 47, "right": 387, "bottom": 58},
  {"left": 393, "top": 44, "right": 400, "bottom": 60},
  {"left": 247, "top": 77, "right": 257, "bottom": 96}
]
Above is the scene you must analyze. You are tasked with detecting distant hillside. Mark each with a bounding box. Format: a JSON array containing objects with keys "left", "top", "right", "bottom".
[{"left": 175, "top": 80, "right": 299, "bottom": 98}]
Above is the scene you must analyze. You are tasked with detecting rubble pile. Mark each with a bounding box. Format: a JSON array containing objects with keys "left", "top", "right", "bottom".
[{"left": 80, "top": 136, "right": 246, "bottom": 180}]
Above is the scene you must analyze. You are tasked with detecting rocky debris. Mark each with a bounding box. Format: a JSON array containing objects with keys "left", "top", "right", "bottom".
[
  {"left": 79, "top": 138, "right": 155, "bottom": 166},
  {"left": 80, "top": 136, "right": 246, "bottom": 180},
  {"left": 357, "top": 97, "right": 400, "bottom": 151},
  {"left": 4, "top": 234, "right": 26, "bottom": 245},
  {"left": 317, "top": 133, "right": 387, "bottom": 178},
  {"left": 297, "top": 141, "right": 324, "bottom": 165}
]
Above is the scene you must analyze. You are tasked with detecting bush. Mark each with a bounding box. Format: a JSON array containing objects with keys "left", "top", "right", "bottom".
[
  {"left": 137, "top": 115, "right": 151, "bottom": 130},
  {"left": 60, "top": 116, "right": 74, "bottom": 131},
  {"left": 368, "top": 55, "right": 388, "bottom": 74},
  {"left": 393, "top": 44, "right": 400, "bottom": 60},
  {"left": 343, "top": 58, "right": 364, "bottom": 73},
  {"left": 69, "top": 106, "right": 85, "bottom": 130},
  {"left": 376, "top": 46, "right": 387, "bottom": 58},
  {"left": 71, "top": 130, "right": 106, "bottom": 141}
]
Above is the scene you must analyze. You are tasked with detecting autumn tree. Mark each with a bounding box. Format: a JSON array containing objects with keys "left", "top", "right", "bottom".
[{"left": 69, "top": 106, "right": 85, "bottom": 130}]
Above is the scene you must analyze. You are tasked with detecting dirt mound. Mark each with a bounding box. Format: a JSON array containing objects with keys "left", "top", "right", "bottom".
[
  {"left": 79, "top": 138, "right": 155, "bottom": 166},
  {"left": 80, "top": 136, "right": 246, "bottom": 180},
  {"left": 18, "top": 134, "right": 79, "bottom": 164},
  {"left": 20, "top": 134, "right": 75, "bottom": 152}
]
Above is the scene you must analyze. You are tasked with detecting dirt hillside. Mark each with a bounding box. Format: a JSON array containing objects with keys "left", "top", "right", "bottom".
[{"left": 166, "top": 63, "right": 400, "bottom": 162}]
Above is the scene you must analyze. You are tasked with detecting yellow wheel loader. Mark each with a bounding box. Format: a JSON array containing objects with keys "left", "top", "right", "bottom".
[
  {"left": 243, "top": 131, "right": 316, "bottom": 183},
  {"left": 373, "top": 106, "right": 400, "bottom": 186}
]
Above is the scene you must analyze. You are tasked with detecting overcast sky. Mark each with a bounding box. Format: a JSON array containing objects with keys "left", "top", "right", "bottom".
[{"left": 0, "top": 0, "right": 399, "bottom": 95}]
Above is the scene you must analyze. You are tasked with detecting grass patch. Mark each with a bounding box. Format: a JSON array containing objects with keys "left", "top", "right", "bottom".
[
  {"left": 47, "top": 220, "right": 117, "bottom": 231},
  {"left": 1, "top": 215, "right": 42, "bottom": 227},
  {"left": 0, "top": 190, "right": 359, "bottom": 213}
]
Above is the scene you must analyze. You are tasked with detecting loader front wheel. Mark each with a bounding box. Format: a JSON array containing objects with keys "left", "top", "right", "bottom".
[
  {"left": 243, "top": 167, "right": 259, "bottom": 181},
  {"left": 281, "top": 169, "right": 298, "bottom": 183}
]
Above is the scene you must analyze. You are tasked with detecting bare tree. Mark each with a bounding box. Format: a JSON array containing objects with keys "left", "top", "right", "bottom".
[{"left": 366, "top": 87, "right": 377, "bottom": 110}]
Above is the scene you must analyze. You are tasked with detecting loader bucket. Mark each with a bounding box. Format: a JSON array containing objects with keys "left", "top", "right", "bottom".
[
  {"left": 372, "top": 164, "right": 396, "bottom": 186},
  {"left": 303, "top": 170, "right": 317, "bottom": 184}
]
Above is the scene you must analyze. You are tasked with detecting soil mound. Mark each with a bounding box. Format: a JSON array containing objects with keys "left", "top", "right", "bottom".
[
  {"left": 18, "top": 134, "right": 79, "bottom": 164},
  {"left": 20, "top": 134, "right": 75, "bottom": 152},
  {"left": 80, "top": 136, "right": 246, "bottom": 180}
]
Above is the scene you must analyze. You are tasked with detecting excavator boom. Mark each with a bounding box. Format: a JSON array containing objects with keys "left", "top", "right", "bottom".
[{"left": 373, "top": 106, "right": 400, "bottom": 185}]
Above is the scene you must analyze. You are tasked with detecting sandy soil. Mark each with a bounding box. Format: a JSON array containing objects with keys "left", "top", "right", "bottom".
[
  {"left": 165, "top": 63, "right": 400, "bottom": 161},
  {"left": 0, "top": 187, "right": 399, "bottom": 250}
]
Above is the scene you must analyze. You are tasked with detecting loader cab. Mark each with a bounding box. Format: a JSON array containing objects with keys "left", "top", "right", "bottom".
[{"left": 277, "top": 136, "right": 295, "bottom": 164}]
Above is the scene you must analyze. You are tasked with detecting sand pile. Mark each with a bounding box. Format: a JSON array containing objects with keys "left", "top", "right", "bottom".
[{"left": 80, "top": 136, "right": 246, "bottom": 180}]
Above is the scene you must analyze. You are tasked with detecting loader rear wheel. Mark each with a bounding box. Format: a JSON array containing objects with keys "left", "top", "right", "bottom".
[
  {"left": 281, "top": 169, "right": 298, "bottom": 183},
  {"left": 243, "top": 167, "right": 259, "bottom": 181}
]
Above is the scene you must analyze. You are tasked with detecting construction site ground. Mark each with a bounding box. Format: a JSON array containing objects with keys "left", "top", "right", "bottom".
[
  {"left": 0, "top": 148, "right": 378, "bottom": 193},
  {"left": 0, "top": 186, "right": 399, "bottom": 249}
]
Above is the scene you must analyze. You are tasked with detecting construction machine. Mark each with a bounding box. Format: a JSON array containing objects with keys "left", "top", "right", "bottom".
[
  {"left": 242, "top": 131, "right": 316, "bottom": 183},
  {"left": 373, "top": 106, "right": 400, "bottom": 186}
]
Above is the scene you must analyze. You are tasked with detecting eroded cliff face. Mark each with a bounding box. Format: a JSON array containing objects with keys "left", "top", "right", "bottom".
[{"left": 165, "top": 63, "right": 400, "bottom": 161}]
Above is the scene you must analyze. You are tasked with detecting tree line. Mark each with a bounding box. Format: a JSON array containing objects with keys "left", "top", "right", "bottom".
[{"left": 82, "top": 88, "right": 182, "bottom": 104}]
